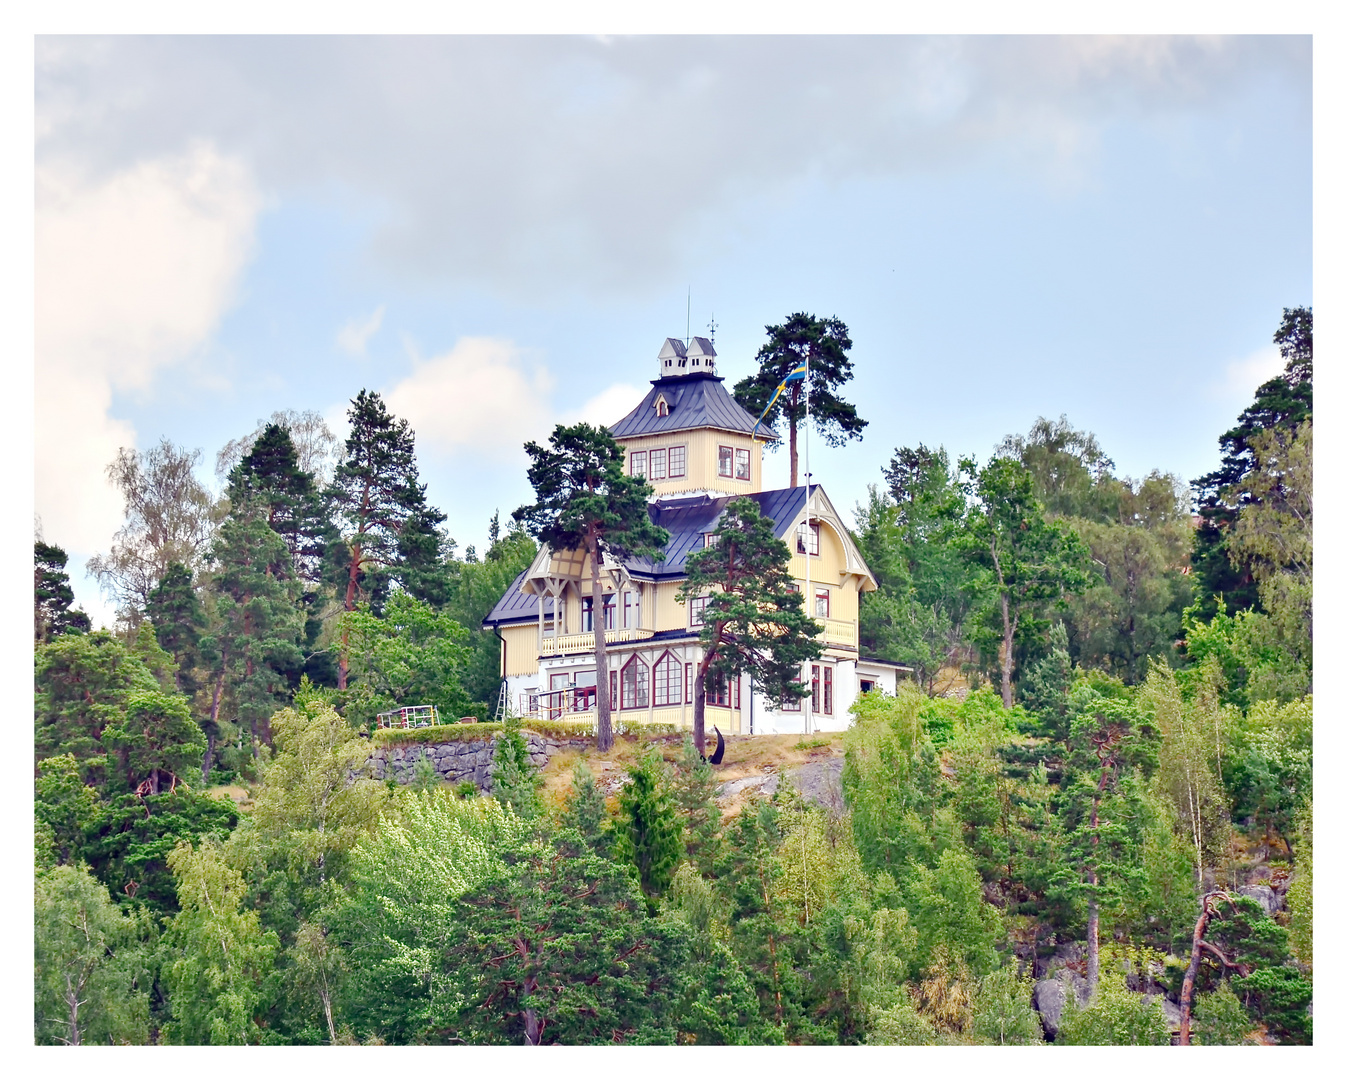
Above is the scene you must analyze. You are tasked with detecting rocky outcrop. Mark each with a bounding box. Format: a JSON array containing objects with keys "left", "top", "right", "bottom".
[
  {"left": 715, "top": 758, "right": 844, "bottom": 809},
  {"left": 1032, "top": 970, "right": 1087, "bottom": 1040},
  {"left": 1238, "top": 882, "right": 1283, "bottom": 916},
  {"left": 365, "top": 733, "right": 590, "bottom": 793}
]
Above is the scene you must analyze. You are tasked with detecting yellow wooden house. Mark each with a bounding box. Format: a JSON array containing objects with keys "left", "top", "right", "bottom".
[{"left": 483, "top": 336, "right": 908, "bottom": 733}]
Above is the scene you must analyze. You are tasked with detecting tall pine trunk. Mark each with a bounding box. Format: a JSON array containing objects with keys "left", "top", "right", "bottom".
[
  {"left": 693, "top": 657, "right": 708, "bottom": 758},
  {"left": 339, "top": 541, "right": 361, "bottom": 691},
  {"left": 591, "top": 531, "right": 613, "bottom": 753},
  {"left": 1000, "top": 594, "right": 1016, "bottom": 709}
]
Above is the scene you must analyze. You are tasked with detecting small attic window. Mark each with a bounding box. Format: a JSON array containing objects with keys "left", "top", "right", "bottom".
[{"left": 654, "top": 395, "right": 670, "bottom": 417}]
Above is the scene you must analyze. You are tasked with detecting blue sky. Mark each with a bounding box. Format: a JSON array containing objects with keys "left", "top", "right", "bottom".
[{"left": 34, "top": 35, "right": 1312, "bottom": 628}]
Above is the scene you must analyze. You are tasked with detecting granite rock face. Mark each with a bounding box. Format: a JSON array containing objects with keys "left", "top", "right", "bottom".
[{"left": 366, "top": 734, "right": 590, "bottom": 794}]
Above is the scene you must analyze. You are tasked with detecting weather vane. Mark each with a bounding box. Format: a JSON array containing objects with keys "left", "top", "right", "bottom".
[{"left": 707, "top": 314, "right": 718, "bottom": 345}]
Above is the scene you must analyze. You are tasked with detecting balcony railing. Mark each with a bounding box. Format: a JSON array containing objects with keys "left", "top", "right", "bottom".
[
  {"left": 540, "top": 626, "right": 656, "bottom": 654},
  {"left": 823, "top": 618, "right": 856, "bottom": 646},
  {"left": 520, "top": 687, "right": 602, "bottom": 720}
]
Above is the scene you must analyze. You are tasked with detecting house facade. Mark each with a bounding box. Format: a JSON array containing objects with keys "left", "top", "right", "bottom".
[{"left": 482, "top": 336, "right": 909, "bottom": 733}]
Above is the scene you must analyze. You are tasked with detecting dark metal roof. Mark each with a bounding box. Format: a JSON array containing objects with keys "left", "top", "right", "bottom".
[
  {"left": 607, "top": 371, "right": 777, "bottom": 440},
  {"left": 482, "top": 486, "right": 810, "bottom": 626}
]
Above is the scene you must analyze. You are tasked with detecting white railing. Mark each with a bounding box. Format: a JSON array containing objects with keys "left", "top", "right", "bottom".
[
  {"left": 519, "top": 687, "right": 603, "bottom": 721},
  {"left": 375, "top": 704, "right": 442, "bottom": 729},
  {"left": 540, "top": 627, "right": 655, "bottom": 654},
  {"left": 823, "top": 618, "right": 856, "bottom": 646}
]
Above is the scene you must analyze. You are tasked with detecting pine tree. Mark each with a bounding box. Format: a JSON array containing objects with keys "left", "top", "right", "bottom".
[
  {"left": 677, "top": 496, "right": 823, "bottom": 756},
  {"left": 732, "top": 312, "right": 867, "bottom": 488},
  {"left": 513, "top": 422, "right": 668, "bottom": 752},
  {"left": 35, "top": 541, "right": 92, "bottom": 643}
]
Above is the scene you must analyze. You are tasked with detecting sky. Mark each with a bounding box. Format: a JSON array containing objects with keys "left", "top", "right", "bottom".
[{"left": 33, "top": 34, "right": 1313, "bottom": 629}]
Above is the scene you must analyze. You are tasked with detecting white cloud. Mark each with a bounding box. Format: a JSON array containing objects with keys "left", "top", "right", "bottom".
[
  {"left": 34, "top": 143, "right": 261, "bottom": 556},
  {"left": 562, "top": 383, "right": 647, "bottom": 429},
  {"left": 336, "top": 304, "right": 386, "bottom": 355},
  {"left": 1215, "top": 344, "right": 1284, "bottom": 402},
  {"left": 34, "top": 36, "right": 1308, "bottom": 297},
  {"left": 383, "top": 337, "right": 556, "bottom": 461}
]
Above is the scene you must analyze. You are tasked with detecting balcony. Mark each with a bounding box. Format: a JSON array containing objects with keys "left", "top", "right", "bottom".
[
  {"left": 540, "top": 626, "right": 656, "bottom": 655},
  {"left": 822, "top": 618, "right": 856, "bottom": 647}
]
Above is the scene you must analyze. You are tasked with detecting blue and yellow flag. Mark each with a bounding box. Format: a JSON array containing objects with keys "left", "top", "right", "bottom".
[{"left": 752, "top": 363, "right": 807, "bottom": 440}]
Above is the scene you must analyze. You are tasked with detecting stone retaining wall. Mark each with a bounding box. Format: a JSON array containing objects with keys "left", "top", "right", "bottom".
[{"left": 366, "top": 733, "right": 591, "bottom": 792}]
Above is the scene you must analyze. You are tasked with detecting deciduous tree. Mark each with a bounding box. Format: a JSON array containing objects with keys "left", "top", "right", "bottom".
[
  {"left": 87, "top": 439, "right": 223, "bottom": 629},
  {"left": 957, "top": 456, "right": 1090, "bottom": 708}
]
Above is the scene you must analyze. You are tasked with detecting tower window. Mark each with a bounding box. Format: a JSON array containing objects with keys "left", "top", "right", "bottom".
[
  {"left": 735, "top": 447, "right": 750, "bottom": 480},
  {"left": 649, "top": 448, "right": 667, "bottom": 480},
  {"left": 668, "top": 445, "right": 686, "bottom": 477},
  {"left": 629, "top": 450, "right": 647, "bottom": 478},
  {"left": 718, "top": 445, "right": 734, "bottom": 477},
  {"left": 654, "top": 396, "right": 669, "bottom": 417}
]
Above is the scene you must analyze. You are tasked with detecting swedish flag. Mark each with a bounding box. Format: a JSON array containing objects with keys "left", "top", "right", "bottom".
[{"left": 752, "top": 363, "right": 808, "bottom": 439}]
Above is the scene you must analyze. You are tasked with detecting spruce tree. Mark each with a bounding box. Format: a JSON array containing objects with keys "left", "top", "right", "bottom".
[
  {"left": 227, "top": 422, "right": 338, "bottom": 590},
  {"left": 672, "top": 734, "right": 723, "bottom": 875},
  {"left": 490, "top": 720, "right": 541, "bottom": 818},
  {"left": 558, "top": 761, "right": 612, "bottom": 856},
  {"left": 146, "top": 562, "right": 205, "bottom": 695},
  {"left": 203, "top": 503, "right": 305, "bottom": 760},
  {"left": 1192, "top": 306, "right": 1312, "bottom": 617},
  {"left": 328, "top": 391, "right": 442, "bottom": 687},
  {"left": 612, "top": 747, "right": 685, "bottom": 908}
]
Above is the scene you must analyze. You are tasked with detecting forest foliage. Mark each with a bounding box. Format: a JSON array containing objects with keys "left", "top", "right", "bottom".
[{"left": 34, "top": 311, "right": 1311, "bottom": 1045}]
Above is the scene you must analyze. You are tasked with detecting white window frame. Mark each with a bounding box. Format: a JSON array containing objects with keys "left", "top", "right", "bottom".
[
  {"left": 814, "top": 588, "right": 830, "bottom": 619},
  {"left": 653, "top": 651, "right": 679, "bottom": 707},
  {"left": 689, "top": 595, "right": 710, "bottom": 628},
  {"left": 718, "top": 444, "right": 734, "bottom": 478},
  {"left": 735, "top": 447, "right": 751, "bottom": 480},
  {"left": 797, "top": 521, "right": 821, "bottom": 555},
  {"left": 630, "top": 450, "right": 647, "bottom": 478},
  {"left": 621, "top": 655, "right": 650, "bottom": 710},
  {"left": 649, "top": 447, "right": 667, "bottom": 481},
  {"left": 668, "top": 445, "right": 687, "bottom": 478}
]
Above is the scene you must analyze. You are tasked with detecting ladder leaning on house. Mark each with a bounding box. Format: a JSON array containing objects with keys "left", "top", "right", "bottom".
[{"left": 494, "top": 680, "right": 509, "bottom": 721}]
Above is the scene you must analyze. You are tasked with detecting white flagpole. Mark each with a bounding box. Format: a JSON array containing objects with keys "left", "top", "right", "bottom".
[{"left": 803, "top": 348, "right": 812, "bottom": 737}]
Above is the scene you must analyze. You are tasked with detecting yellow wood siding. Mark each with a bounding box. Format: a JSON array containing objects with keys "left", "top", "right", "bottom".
[{"left": 618, "top": 428, "right": 765, "bottom": 497}]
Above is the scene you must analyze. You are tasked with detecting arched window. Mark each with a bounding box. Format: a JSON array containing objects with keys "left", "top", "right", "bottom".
[
  {"left": 621, "top": 655, "right": 649, "bottom": 710},
  {"left": 653, "top": 651, "right": 680, "bottom": 706}
]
